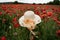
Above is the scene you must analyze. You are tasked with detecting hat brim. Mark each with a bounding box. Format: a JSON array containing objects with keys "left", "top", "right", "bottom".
[{"left": 19, "top": 14, "right": 41, "bottom": 27}]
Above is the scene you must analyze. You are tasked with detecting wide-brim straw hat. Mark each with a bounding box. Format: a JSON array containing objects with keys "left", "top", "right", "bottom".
[{"left": 19, "top": 11, "right": 41, "bottom": 27}]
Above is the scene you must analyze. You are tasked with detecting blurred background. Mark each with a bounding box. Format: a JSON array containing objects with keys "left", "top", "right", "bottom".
[{"left": 0, "top": 0, "right": 60, "bottom": 40}]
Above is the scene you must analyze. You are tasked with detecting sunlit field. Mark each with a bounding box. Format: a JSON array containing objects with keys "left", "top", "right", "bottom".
[{"left": 0, "top": 4, "right": 60, "bottom": 40}]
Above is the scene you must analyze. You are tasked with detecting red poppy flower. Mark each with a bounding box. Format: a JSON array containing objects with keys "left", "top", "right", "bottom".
[
  {"left": 6, "top": 10, "right": 12, "bottom": 13},
  {"left": 12, "top": 17, "right": 17, "bottom": 24},
  {"left": 56, "top": 30, "right": 60, "bottom": 37},
  {"left": 2, "top": 6, "right": 7, "bottom": 11},
  {"left": 1, "top": 36, "right": 6, "bottom": 40},
  {"left": 46, "top": 6, "right": 49, "bottom": 9},
  {"left": 35, "top": 11, "right": 40, "bottom": 15},
  {"left": 41, "top": 8, "right": 46, "bottom": 12},
  {"left": 14, "top": 23, "right": 20, "bottom": 28},
  {"left": 53, "top": 17, "right": 58, "bottom": 21},
  {"left": 12, "top": 17, "right": 17, "bottom": 22},
  {"left": 47, "top": 12, "right": 53, "bottom": 16},
  {"left": 0, "top": 12, "right": 2, "bottom": 15},
  {"left": 11, "top": 6, "right": 16, "bottom": 8},
  {"left": 40, "top": 14, "right": 47, "bottom": 19},
  {"left": 43, "top": 11, "right": 46, "bottom": 14}
]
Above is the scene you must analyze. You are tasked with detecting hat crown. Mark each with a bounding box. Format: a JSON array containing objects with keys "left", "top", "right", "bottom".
[{"left": 24, "top": 11, "right": 35, "bottom": 19}]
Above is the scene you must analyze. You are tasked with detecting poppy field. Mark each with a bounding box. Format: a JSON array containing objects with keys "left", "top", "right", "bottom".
[{"left": 0, "top": 4, "right": 60, "bottom": 40}]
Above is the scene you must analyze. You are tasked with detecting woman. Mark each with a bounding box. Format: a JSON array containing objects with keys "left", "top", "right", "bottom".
[{"left": 19, "top": 11, "right": 41, "bottom": 40}]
